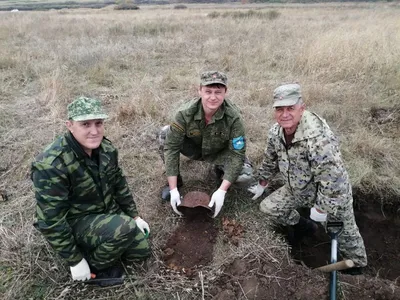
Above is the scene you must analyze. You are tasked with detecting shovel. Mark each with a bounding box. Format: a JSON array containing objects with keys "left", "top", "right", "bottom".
[{"left": 326, "top": 221, "right": 344, "bottom": 300}]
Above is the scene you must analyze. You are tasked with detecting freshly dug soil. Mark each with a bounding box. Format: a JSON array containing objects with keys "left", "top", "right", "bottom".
[
  {"left": 212, "top": 256, "right": 400, "bottom": 300},
  {"left": 162, "top": 207, "right": 218, "bottom": 277}
]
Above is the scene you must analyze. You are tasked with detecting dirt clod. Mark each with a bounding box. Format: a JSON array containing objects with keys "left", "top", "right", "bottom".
[{"left": 222, "top": 217, "right": 244, "bottom": 246}]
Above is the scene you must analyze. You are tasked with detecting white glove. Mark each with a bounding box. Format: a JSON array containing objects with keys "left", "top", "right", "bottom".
[
  {"left": 170, "top": 188, "right": 183, "bottom": 216},
  {"left": 70, "top": 258, "right": 91, "bottom": 281},
  {"left": 208, "top": 189, "right": 226, "bottom": 218},
  {"left": 248, "top": 183, "right": 267, "bottom": 200},
  {"left": 310, "top": 207, "right": 327, "bottom": 222},
  {"left": 135, "top": 217, "right": 150, "bottom": 236}
]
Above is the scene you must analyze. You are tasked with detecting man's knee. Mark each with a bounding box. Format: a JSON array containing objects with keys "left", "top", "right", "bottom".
[
  {"left": 133, "top": 235, "right": 151, "bottom": 257},
  {"left": 106, "top": 215, "right": 141, "bottom": 243},
  {"left": 259, "top": 197, "right": 279, "bottom": 216},
  {"left": 123, "top": 231, "right": 152, "bottom": 262}
]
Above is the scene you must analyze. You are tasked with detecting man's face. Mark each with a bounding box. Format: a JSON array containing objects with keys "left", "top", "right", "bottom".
[
  {"left": 66, "top": 119, "right": 105, "bottom": 155},
  {"left": 274, "top": 104, "right": 305, "bottom": 132},
  {"left": 199, "top": 85, "right": 227, "bottom": 113}
]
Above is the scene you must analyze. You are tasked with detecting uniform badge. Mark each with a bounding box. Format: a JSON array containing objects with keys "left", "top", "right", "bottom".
[{"left": 232, "top": 136, "right": 245, "bottom": 150}]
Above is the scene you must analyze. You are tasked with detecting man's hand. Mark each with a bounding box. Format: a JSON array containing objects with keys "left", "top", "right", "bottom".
[
  {"left": 208, "top": 189, "right": 227, "bottom": 218},
  {"left": 135, "top": 217, "right": 150, "bottom": 235},
  {"left": 170, "top": 188, "right": 183, "bottom": 216},
  {"left": 70, "top": 258, "right": 91, "bottom": 281},
  {"left": 248, "top": 183, "right": 267, "bottom": 200},
  {"left": 310, "top": 207, "right": 327, "bottom": 222}
]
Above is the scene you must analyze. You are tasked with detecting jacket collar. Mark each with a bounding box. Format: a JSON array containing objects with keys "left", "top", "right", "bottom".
[{"left": 65, "top": 131, "right": 90, "bottom": 160}]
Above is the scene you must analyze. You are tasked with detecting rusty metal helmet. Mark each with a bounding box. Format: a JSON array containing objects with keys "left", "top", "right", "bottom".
[{"left": 178, "top": 191, "right": 212, "bottom": 211}]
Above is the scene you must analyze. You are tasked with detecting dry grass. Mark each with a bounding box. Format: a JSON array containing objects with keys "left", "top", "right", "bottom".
[{"left": 0, "top": 3, "right": 400, "bottom": 299}]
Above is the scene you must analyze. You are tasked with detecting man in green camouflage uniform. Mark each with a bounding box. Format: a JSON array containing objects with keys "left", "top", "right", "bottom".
[
  {"left": 159, "top": 71, "right": 253, "bottom": 217},
  {"left": 31, "top": 97, "right": 151, "bottom": 286},
  {"left": 249, "top": 83, "right": 367, "bottom": 272}
]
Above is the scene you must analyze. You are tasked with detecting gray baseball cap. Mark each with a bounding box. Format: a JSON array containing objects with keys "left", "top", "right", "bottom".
[{"left": 273, "top": 83, "right": 301, "bottom": 107}]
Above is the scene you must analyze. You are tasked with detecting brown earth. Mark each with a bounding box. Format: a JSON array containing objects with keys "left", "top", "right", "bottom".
[
  {"left": 162, "top": 207, "right": 218, "bottom": 278},
  {"left": 162, "top": 195, "right": 400, "bottom": 299}
]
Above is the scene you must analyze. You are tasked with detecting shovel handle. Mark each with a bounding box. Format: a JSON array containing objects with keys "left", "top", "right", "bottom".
[{"left": 316, "top": 259, "right": 354, "bottom": 273}]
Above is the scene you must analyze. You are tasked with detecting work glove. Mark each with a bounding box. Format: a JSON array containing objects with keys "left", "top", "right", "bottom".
[
  {"left": 310, "top": 207, "right": 327, "bottom": 222},
  {"left": 248, "top": 183, "right": 267, "bottom": 200},
  {"left": 170, "top": 188, "right": 183, "bottom": 216},
  {"left": 208, "top": 189, "right": 226, "bottom": 218},
  {"left": 70, "top": 258, "right": 91, "bottom": 281},
  {"left": 135, "top": 217, "right": 150, "bottom": 236}
]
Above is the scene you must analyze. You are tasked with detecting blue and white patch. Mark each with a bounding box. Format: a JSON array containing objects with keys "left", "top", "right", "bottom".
[{"left": 232, "top": 136, "right": 245, "bottom": 150}]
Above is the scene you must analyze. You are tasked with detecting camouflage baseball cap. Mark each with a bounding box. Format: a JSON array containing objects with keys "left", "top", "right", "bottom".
[
  {"left": 67, "top": 97, "right": 108, "bottom": 121},
  {"left": 273, "top": 83, "right": 301, "bottom": 107},
  {"left": 200, "top": 71, "right": 227, "bottom": 86}
]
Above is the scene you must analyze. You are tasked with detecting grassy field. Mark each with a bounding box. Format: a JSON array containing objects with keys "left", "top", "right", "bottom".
[{"left": 0, "top": 2, "right": 400, "bottom": 299}]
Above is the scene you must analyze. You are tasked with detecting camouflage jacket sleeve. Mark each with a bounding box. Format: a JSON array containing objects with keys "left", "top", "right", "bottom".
[
  {"left": 257, "top": 127, "right": 279, "bottom": 182},
  {"left": 112, "top": 149, "right": 138, "bottom": 218},
  {"left": 222, "top": 117, "right": 246, "bottom": 183},
  {"left": 164, "top": 111, "right": 186, "bottom": 177},
  {"left": 308, "top": 134, "right": 351, "bottom": 216},
  {"left": 32, "top": 162, "right": 83, "bottom": 266}
]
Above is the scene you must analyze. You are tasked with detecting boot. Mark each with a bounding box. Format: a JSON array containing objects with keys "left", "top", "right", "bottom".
[
  {"left": 161, "top": 175, "right": 183, "bottom": 201},
  {"left": 288, "top": 216, "right": 318, "bottom": 246},
  {"left": 340, "top": 266, "right": 364, "bottom": 275},
  {"left": 86, "top": 265, "right": 124, "bottom": 287}
]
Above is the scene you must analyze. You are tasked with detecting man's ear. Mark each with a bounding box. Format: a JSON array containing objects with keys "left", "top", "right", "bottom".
[
  {"left": 66, "top": 120, "right": 73, "bottom": 132},
  {"left": 198, "top": 85, "right": 203, "bottom": 96}
]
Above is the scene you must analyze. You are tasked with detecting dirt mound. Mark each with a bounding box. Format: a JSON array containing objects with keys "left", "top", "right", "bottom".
[{"left": 162, "top": 207, "right": 218, "bottom": 277}]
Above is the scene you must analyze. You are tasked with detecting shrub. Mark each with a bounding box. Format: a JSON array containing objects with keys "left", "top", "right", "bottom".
[
  {"left": 174, "top": 4, "right": 187, "bottom": 9},
  {"left": 207, "top": 11, "right": 220, "bottom": 18},
  {"left": 114, "top": 4, "right": 139, "bottom": 10},
  {"left": 266, "top": 9, "right": 280, "bottom": 20}
]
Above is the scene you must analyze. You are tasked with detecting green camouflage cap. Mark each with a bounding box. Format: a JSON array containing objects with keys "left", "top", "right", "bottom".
[
  {"left": 67, "top": 97, "right": 108, "bottom": 121},
  {"left": 273, "top": 83, "right": 301, "bottom": 107},
  {"left": 200, "top": 71, "right": 227, "bottom": 86}
]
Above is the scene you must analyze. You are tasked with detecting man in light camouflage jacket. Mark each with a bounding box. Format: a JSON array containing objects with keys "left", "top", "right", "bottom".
[
  {"left": 249, "top": 83, "right": 367, "bottom": 272},
  {"left": 31, "top": 97, "right": 151, "bottom": 286},
  {"left": 159, "top": 71, "right": 253, "bottom": 218}
]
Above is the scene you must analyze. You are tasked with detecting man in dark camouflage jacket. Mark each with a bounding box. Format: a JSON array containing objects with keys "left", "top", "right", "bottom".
[
  {"left": 31, "top": 97, "right": 150, "bottom": 286},
  {"left": 249, "top": 83, "right": 367, "bottom": 272},
  {"left": 159, "top": 71, "right": 253, "bottom": 218}
]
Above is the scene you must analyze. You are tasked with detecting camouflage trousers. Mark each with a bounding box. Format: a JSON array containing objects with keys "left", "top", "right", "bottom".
[
  {"left": 158, "top": 125, "right": 254, "bottom": 185},
  {"left": 259, "top": 185, "right": 368, "bottom": 267},
  {"left": 71, "top": 213, "right": 151, "bottom": 271}
]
